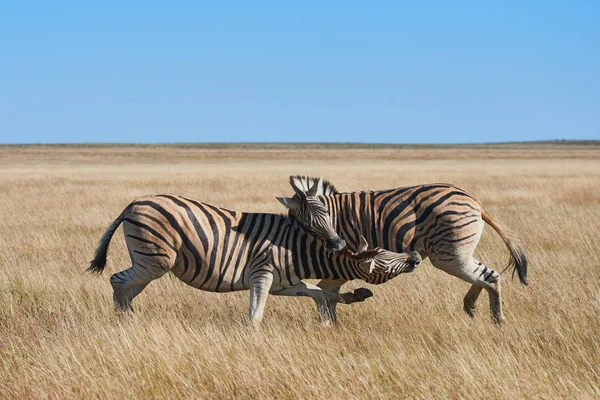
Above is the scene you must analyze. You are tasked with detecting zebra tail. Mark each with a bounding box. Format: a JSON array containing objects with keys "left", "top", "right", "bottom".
[
  {"left": 481, "top": 208, "right": 528, "bottom": 286},
  {"left": 87, "top": 210, "right": 126, "bottom": 275}
]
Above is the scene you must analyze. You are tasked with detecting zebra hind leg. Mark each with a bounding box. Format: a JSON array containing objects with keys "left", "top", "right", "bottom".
[
  {"left": 433, "top": 257, "right": 504, "bottom": 324},
  {"left": 463, "top": 285, "right": 483, "bottom": 318},
  {"left": 110, "top": 264, "right": 165, "bottom": 312},
  {"left": 464, "top": 258, "right": 504, "bottom": 324}
]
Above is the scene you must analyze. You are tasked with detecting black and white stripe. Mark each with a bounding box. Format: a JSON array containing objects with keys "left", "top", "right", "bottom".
[
  {"left": 88, "top": 194, "right": 420, "bottom": 323},
  {"left": 281, "top": 176, "right": 528, "bottom": 324}
]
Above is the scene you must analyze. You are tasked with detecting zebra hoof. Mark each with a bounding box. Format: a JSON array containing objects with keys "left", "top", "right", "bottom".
[
  {"left": 339, "top": 288, "right": 373, "bottom": 304},
  {"left": 463, "top": 305, "right": 476, "bottom": 318},
  {"left": 353, "top": 288, "right": 373, "bottom": 302}
]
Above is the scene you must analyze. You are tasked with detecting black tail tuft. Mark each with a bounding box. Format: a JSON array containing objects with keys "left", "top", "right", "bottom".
[
  {"left": 88, "top": 243, "right": 108, "bottom": 275},
  {"left": 481, "top": 208, "right": 528, "bottom": 286},
  {"left": 507, "top": 238, "right": 528, "bottom": 286},
  {"left": 87, "top": 213, "right": 125, "bottom": 275}
]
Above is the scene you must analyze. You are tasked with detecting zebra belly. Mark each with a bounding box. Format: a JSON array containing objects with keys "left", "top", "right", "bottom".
[
  {"left": 170, "top": 252, "right": 252, "bottom": 292},
  {"left": 268, "top": 272, "right": 302, "bottom": 293}
]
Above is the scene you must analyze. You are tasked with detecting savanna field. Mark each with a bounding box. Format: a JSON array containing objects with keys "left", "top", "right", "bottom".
[{"left": 0, "top": 144, "right": 598, "bottom": 399}]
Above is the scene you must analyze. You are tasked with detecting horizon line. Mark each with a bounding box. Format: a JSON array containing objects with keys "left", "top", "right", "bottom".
[{"left": 1, "top": 139, "right": 599, "bottom": 147}]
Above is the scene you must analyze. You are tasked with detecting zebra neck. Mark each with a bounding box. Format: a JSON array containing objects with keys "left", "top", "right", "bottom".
[
  {"left": 311, "top": 241, "right": 369, "bottom": 281},
  {"left": 283, "top": 230, "right": 368, "bottom": 281},
  {"left": 326, "top": 192, "right": 379, "bottom": 251}
]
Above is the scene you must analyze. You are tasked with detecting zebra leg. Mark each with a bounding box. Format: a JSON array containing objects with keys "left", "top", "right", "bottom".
[
  {"left": 463, "top": 285, "right": 483, "bottom": 318},
  {"left": 466, "top": 259, "right": 504, "bottom": 324},
  {"left": 317, "top": 279, "right": 373, "bottom": 306},
  {"left": 316, "top": 279, "right": 344, "bottom": 322},
  {"left": 432, "top": 256, "right": 504, "bottom": 324},
  {"left": 110, "top": 264, "right": 166, "bottom": 312},
  {"left": 248, "top": 271, "right": 274, "bottom": 324},
  {"left": 271, "top": 281, "right": 337, "bottom": 324}
]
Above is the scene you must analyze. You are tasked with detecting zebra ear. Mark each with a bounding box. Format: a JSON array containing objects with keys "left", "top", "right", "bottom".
[
  {"left": 360, "top": 259, "right": 376, "bottom": 274},
  {"left": 306, "top": 178, "right": 323, "bottom": 197},
  {"left": 276, "top": 196, "right": 300, "bottom": 210},
  {"left": 358, "top": 235, "right": 369, "bottom": 252},
  {"left": 289, "top": 176, "right": 308, "bottom": 199}
]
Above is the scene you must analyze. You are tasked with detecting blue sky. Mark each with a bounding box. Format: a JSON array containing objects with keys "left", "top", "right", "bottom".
[{"left": 1, "top": 1, "right": 598, "bottom": 144}]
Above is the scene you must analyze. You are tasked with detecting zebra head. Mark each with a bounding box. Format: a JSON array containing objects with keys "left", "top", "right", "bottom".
[
  {"left": 355, "top": 236, "right": 422, "bottom": 283},
  {"left": 277, "top": 177, "right": 347, "bottom": 252}
]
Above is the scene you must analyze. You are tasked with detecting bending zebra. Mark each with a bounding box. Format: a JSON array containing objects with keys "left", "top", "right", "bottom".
[
  {"left": 88, "top": 192, "right": 421, "bottom": 323},
  {"left": 279, "top": 176, "right": 528, "bottom": 324}
]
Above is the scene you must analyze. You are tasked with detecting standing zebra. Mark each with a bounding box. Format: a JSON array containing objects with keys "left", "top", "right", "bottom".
[
  {"left": 279, "top": 176, "right": 528, "bottom": 324},
  {"left": 88, "top": 191, "right": 421, "bottom": 323}
]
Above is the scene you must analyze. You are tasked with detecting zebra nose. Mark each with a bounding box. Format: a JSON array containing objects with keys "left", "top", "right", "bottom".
[
  {"left": 408, "top": 252, "right": 422, "bottom": 266},
  {"left": 327, "top": 238, "right": 347, "bottom": 253}
]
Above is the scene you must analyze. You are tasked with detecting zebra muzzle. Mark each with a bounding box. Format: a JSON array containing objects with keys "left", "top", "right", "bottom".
[
  {"left": 409, "top": 252, "right": 422, "bottom": 266},
  {"left": 405, "top": 252, "right": 422, "bottom": 271},
  {"left": 326, "top": 237, "right": 347, "bottom": 253}
]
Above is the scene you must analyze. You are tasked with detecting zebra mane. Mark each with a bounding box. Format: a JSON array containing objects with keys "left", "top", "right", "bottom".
[
  {"left": 344, "top": 248, "right": 380, "bottom": 261},
  {"left": 289, "top": 175, "right": 338, "bottom": 196}
]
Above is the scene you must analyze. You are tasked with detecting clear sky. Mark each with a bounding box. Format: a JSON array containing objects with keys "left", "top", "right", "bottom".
[{"left": 1, "top": 1, "right": 598, "bottom": 144}]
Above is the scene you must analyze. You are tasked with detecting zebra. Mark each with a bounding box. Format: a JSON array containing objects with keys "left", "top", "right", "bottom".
[
  {"left": 88, "top": 193, "right": 422, "bottom": 323},
  {"left": 278, "top": 176, "right": 528, "bottom": 324}
]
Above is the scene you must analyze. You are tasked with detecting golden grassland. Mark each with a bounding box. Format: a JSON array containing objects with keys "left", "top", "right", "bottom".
[{"left": 1, "top": 144, "right": 599, "bottom": 399}]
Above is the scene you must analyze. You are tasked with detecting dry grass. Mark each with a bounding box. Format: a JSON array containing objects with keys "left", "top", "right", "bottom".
[{"left": 1, "top": 144, "right": 599, "bottom": 399}]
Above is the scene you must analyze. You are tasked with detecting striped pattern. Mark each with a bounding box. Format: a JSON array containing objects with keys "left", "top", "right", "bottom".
[
  {"left": 89, "top": 194, "right": 421, "bottom": 323},
  {"left": 283, "top": 176, "right": 528, "bottom": 324}
]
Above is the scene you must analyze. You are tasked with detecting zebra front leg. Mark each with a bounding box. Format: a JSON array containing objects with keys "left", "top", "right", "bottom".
[
  {"left": 318, "top": 279, "right": 373, "bottom": 304},
  {"left": 271, "top": 281, "right": 337, "bottom": 324},
  {"left": 316, "top": 279, "right": 345, "bottom": 322},
  {"left": 248, "top": 271, "right": 274, "bottom": 324},
  {"left": 338, "top": 288, "right": 374, "bottom": 304}
]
